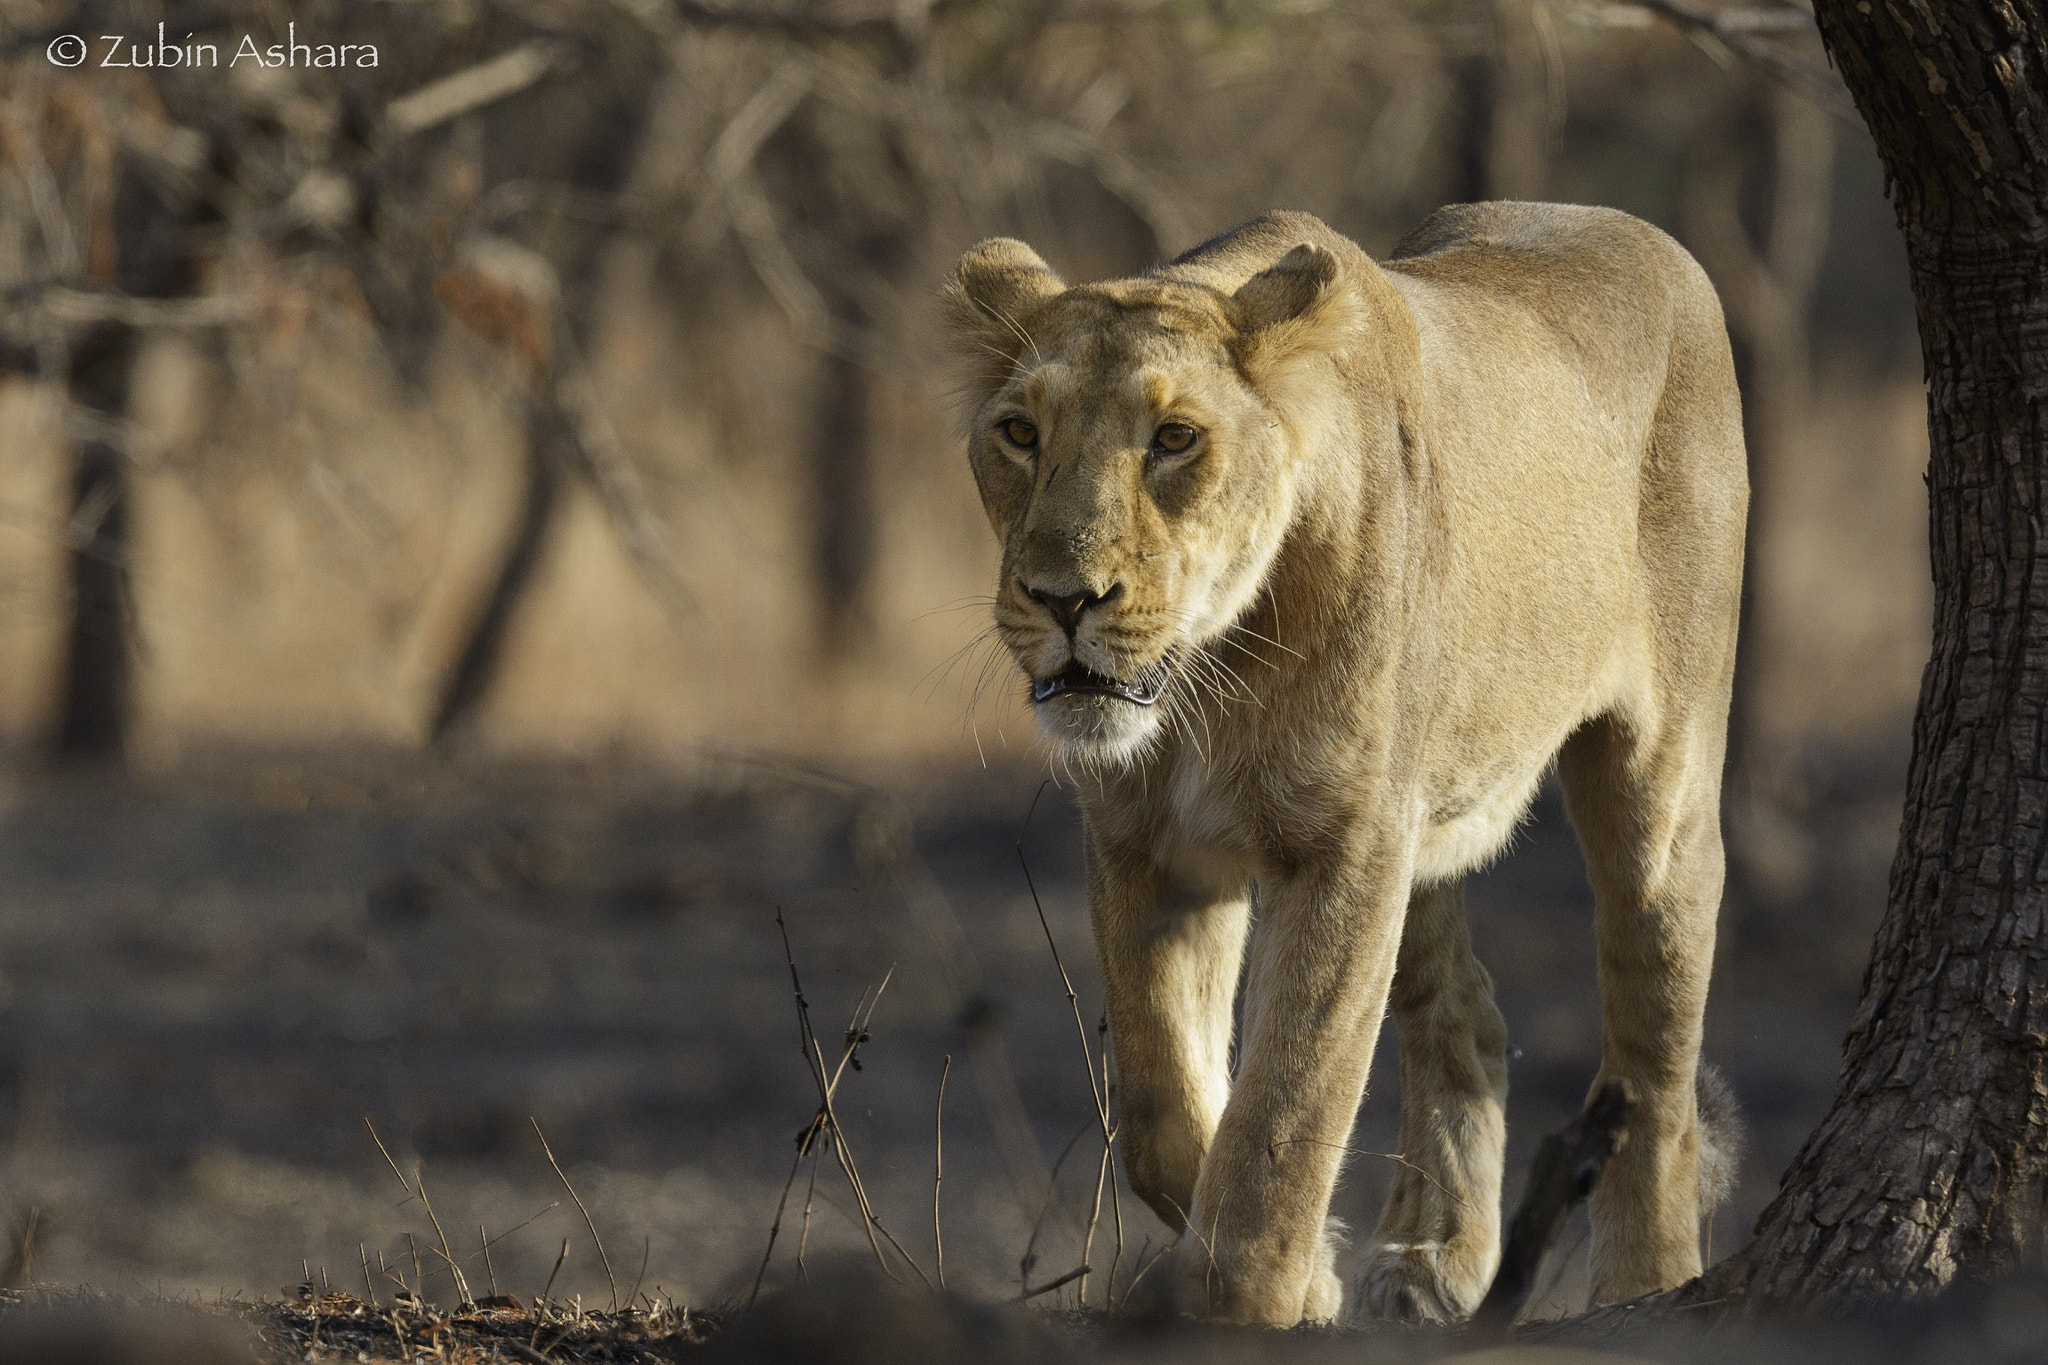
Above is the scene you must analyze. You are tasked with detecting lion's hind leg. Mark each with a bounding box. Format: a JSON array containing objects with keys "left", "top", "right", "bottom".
[
  {"left": 1559, "top": 708, "right": 1726, "bottom": 1304},
  {"left": 1353, "top": 878, "right": 1509, "bottom": 1325}
]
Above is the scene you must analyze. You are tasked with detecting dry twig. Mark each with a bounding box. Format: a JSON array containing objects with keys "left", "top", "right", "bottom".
[
  {"left": 751, "top": 911, "right": 931, "bottom": 1303},
  {"left": 1017, "top": 782, "right": 1124, "bottom": 1309},
  {"left": 530, "top": 1118, "right": 621, "bottom": 1313},
  {"left": 934, "top": 1054, "right": 951, "bottom": 1288}
]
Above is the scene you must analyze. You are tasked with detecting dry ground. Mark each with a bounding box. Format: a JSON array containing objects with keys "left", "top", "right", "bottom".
[{"left": 0, "top": 742, "right": 1905, "bottom": 1327}]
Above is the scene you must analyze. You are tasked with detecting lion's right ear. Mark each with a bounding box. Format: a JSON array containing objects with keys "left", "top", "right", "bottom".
[
  {"left": 942, "top": 239, "right": 1065, "bottom": 378},
  {"left": 1230, "top": 243, "right": 1346, "bottom": 374}
]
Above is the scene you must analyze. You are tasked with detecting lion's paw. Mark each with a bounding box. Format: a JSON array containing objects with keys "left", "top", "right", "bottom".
[
  {"left": 1298, "top": 1213, "right": 1348, "bottom": 1324},
  {"left": 1301, "top": 1262, "right": 1345, "bottom": 1324},
  {"left": 1351, "top": 1241, "right": 1484, "bottom": 1326}
]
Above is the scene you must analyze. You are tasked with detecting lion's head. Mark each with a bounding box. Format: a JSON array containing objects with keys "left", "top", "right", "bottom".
[{"left": 943, "top": 233, "right": 1356, "bottom": 764}]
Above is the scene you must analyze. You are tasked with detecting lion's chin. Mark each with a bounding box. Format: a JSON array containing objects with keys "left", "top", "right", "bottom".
[{"left": 1034, "top": 692, "right": 1166, "bottom": 768}]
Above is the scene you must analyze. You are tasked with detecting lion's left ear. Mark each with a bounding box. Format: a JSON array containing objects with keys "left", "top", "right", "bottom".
[{"left": 1230, "top": 244, "right": 1345, "bottom": 369}]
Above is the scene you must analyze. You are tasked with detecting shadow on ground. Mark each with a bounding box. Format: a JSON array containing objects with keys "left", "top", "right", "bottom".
[{"left": 0, "top": 741, "right": 1900, "bottom": 1322}]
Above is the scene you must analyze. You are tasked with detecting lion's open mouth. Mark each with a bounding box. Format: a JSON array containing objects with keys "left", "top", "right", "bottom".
[{"left": 1031, "top": 649, "right": 1179, "bottom": 707}]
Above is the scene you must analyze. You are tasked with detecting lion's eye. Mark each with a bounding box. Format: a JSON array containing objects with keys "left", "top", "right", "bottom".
[
  {"left": 1153, "top": 422, "right": 1199, "bottom": 456},
  {"left": 1000, "top": 418, "right": 1038, "bottom": 449}
]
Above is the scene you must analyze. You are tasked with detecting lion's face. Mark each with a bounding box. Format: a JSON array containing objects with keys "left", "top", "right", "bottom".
[{"left": 945, "top": 240, "right": 1343, "bottom": 764}]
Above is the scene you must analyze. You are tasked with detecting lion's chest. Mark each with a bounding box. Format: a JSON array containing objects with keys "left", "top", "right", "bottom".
[{"left": 1148, "top": 755, "right": 1256, "bottom": 884}]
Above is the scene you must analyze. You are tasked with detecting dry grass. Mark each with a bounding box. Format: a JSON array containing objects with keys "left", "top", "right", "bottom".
[
  {"left": 0, "top": 1285, "right": 710, "bottom": 1364},
  {"left": 242, "top": 1288, "right": 709, "bottom": 1364}
]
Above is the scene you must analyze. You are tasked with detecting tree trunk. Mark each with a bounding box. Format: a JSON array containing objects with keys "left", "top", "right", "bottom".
[
  {"left": 54, "top": 322, "right": 135, "bottom": 760},
  {"left": 1683, "top": 83, "right": 1835, "bottom": 911},
  {"left": 1484, "top": 0, "right": 1559, "bottom": 201},
  {"left": 1708, "top": 0, "right": 2048, "bottom": 1311},
  {"left": 428, "top": 403, "right": 563, "bottom": 746},
  {"left": 1448, "top": 0, "right": 1561, "bottom": 204},
  {"left": 809, "top": 335, "right": 876, "bottom": 659},
  {"left": 54, "top": 158, "right": 198, "bottom": 761}
]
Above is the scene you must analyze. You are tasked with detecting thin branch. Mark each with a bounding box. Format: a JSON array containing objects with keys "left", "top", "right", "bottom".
[
  {"left": 530, "top": 1118, "right": 620, "bottom": 1312},
  {"left": 1592, "top": 0, "right": 1861, "bottom": 124},
  {"left": 1020, "top": 1264, "right": 1091, "bottom": 1301},
  {"left": 535, "top": 1238, "right": 569, "bottom": 1321},
  {"left": 775, "top": 911, "right": 932, "bottom": 1288},
  {"left": 752, "top": 954, "right": 896, "bottom": 1303},
  {"left": 387, "top": 43, "right": 563, "bottom": 137},
  {"left": 36, "top": 289, "right": 258, "bottom": 327},
  {"left": 750, "top": 1112, "right": 824, "bottom": 1308},
  {"left": 550, "top": 345, "right": 697, "bottom": 619},
  {"left": 932, "top": 1054, "right": 951, "bottom": 1287},
  {"left": 1265, "top": 1137, "right": 1478, "bottom": 1214},
  {"left": 412, "top": 1168, "right": 473, "bottom": 1306},
  {"left": 1018, "top": 781, "right": 1122, "bottom": 1306},
  {"left": 1021, "top": 1122, "right": 1090, "bottom": 1296}
]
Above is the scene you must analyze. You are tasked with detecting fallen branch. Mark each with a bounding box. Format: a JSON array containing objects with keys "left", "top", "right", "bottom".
[
  {"left": 387, "top": 42, "right": 562, "bottom": 137},
  {"left": 37, "top": 289, "right": 258, "bottom": 327},
  {"left": 1019, "top": 1264, "right": 1090, "bottom": 1301},
  {"left": 1473, "top": 1081, "right": 1633, "bottom": 1332}
]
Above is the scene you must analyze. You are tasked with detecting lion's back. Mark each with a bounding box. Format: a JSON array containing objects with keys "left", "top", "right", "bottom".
[
  {"left": 1376, "top": 202, "right": 1746, "bottom": 825},
  {"left": 1387, "top": 200, "right": 1702, "bottom": 300},
  {"left": 1384, "top": 202, "right": 1736, "bottom": 434}
]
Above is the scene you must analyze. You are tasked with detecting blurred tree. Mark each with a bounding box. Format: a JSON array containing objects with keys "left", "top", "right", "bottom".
[
  {"left": 53, "top": 139, "right": 205, "bottom": 757},
  {"left": 1705, "top": 0, "right": 2048, "bottom": 1310},
  {"left": 1684, "top": 77, "right": 1836, "bottom": 908},
  {"left": 0, "top": 66, "right": 209, "bottom": 758},
  {"left": 1484, "top": 0, "right": 1562, "bottom": 200}
]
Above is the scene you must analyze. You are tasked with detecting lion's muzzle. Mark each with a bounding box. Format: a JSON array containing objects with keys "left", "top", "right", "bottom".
[{"left": 1031, "top": 648, "right": 1179, "bottom": 707}]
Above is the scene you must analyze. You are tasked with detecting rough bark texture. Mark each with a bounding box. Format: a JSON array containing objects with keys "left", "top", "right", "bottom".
[{"left": 1709, "top": 0, "right": 2048, "bottom": 1311}]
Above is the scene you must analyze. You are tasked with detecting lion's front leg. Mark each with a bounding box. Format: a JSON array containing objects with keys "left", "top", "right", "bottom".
[
  {"left": 1087, "top": 827, "right": 1251, "bottom": 1235},
  {"left": 1177, "top": 849, "right": 1409, "bottom": 1326},
  {"left": 1355, "top": 877, "right": 1508, "bottom": 1325}
]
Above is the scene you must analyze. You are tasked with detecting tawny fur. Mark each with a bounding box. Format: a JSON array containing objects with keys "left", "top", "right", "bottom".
[{"left": 943, "top": 205, "right": 1747, "bottom": 1326}]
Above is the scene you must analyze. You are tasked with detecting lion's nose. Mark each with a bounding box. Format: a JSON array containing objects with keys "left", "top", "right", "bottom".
[{"left": 1026, "top": 581, "right": 1123, "bottom": 635}]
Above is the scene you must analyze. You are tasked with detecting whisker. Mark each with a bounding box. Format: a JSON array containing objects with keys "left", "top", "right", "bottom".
[
  {"left": 910, "top": 595, "right": 999, "bottom": 624},
  {"left": 919, "top": 624, "right": 1002, "bottom": 700},
  {"left": 1215, "top": 632, "right": 1283, "bottom": 670},
  {"left": 963, "top": 638, "right": 1013, "bottom": 729},
  {"left": 1195, "top": 648, "right": 1258, "bottom": 705},
  {"left": 1227, "top": 621, "right": 1305, "bottom": 661}
]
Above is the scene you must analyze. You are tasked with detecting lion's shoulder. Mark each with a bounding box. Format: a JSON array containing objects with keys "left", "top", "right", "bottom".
[
  {"left": 1383, "top": 202, "right": 1715, "bottom": 319},
  {"left": 1387, "top": 201, "right": 1669, "bottom": 265},
  {"left": 1382, "top": 202, "right": 1727, "bottom": 377}
]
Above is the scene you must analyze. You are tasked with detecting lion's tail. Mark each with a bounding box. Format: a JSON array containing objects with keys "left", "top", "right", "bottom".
[{"left": 1695, "top": 1062, "right": 1746, "bottom": 1220}]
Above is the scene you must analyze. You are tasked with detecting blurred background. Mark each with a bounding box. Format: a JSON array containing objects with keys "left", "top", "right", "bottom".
[{"left": 0, "top": 0, "right": 1924, "bottom": 1322}]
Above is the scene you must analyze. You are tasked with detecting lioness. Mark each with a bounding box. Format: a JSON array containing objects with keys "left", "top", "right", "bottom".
[{"left": 942, "top": 204, "right": 1745, "bottom": 1326}]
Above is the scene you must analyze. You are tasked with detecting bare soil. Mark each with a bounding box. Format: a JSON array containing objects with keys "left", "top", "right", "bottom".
[{"left": 0, "top": 742, "right": 1904, "bottom": 1323}]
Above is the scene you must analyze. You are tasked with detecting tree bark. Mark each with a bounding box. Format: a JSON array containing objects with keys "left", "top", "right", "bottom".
[{"left": 1708, "top": 0, "right": 2048, "bottom": 1311}]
